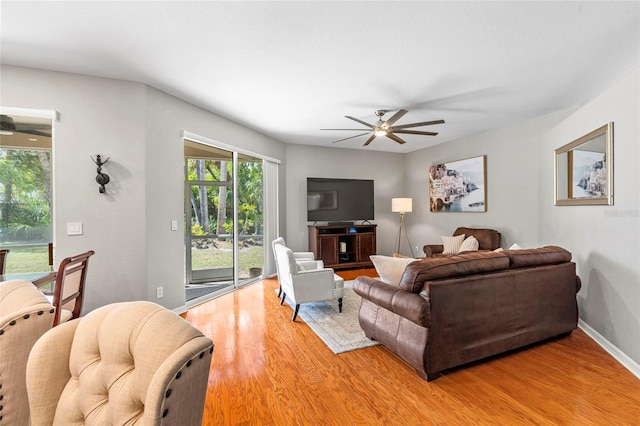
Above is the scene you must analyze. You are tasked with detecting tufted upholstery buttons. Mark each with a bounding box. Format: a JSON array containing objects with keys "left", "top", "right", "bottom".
[
  {"left": 25, "top": 301, "right": 213, "bottom": 426},
  {"left": 9, "top": 320, "right": 16, "bottom": 326},
  {"left": 23, "top": 314, "right": 30, "bottom": 319},
  {"left": 0, "top": 330, "right": 4, "bottom": 335},
  {"left": 187, "top": 360, "right": 192, "bottom": 367},
  {"left": 38, "top": 310, "right": 44, "bottom": 315},
  {"left": 199, "top": 352, "right": 204, "bottom": 359}
]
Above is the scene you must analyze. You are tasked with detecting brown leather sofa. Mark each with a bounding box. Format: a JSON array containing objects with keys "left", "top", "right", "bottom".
[
  {"left": 423, "top": 226, "right": 501, "bottom": 257},
  {"left": 354, "top": 246, "right": 581, "bottom": 381}
]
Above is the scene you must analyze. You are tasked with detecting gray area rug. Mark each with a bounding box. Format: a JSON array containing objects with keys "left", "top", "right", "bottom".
[{"left": 280, "top": 281, "right": 380, "bottom": 354}]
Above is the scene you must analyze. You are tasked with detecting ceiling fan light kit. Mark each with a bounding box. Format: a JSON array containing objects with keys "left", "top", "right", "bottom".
[{"left": 323, "top": 109, "right": 444, "bottom": 146}]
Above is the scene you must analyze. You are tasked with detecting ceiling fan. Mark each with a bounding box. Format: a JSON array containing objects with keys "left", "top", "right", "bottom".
[
  {"left": 0, "top": 115, "right": 52, "bottom": 137},
  {"left": 321, "top": 109, "right": 444, "bottom": 146}
]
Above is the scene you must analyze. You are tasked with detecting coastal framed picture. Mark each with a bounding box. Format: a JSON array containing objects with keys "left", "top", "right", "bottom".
[
  {"left": 429, "top": 155, "right": 487, "bottom": 212},
  {"left": 555, "top": 122, "right": 613, "bottom": 206}
]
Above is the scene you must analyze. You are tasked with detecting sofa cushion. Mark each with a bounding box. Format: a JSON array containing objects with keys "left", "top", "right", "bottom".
[
  {"left": 399, "top": 251, "right": 510, "bottom": 293},
  {"left": 370, "top": 255, "right": 417, "bottom": 286},
  {"left": 507, "top": 246, "right": 572, "bottom": 268}
]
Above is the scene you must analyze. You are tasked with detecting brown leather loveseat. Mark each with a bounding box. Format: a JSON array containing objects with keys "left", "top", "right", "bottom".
[
  {"left": 354, "top": 246, "right": 581, "bottom": 381},
  {"left": 423, "top": 226, "right": 501, "bottom": 257}
]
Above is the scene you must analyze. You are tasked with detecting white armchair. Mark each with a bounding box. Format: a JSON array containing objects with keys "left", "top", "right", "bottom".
[
  {"left": 272, "top": 237, "right": 324, "bottom": 297},
  {"left": 274, "top": 244, "right": 344, "bottom": 321}
]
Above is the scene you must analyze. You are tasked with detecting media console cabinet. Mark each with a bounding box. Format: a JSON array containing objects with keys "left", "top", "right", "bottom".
[{"left": 308, "top": 224, "right": 376, "bottom": 269}]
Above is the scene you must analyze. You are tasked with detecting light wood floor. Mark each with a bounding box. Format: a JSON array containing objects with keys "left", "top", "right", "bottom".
[{"left": 185, "top": 269, "right": 640, "bottom": 425}]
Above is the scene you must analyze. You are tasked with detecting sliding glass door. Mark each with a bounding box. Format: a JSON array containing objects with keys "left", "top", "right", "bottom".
[{"left": 184, "top": 140, "right": 265, "bottom": 301}]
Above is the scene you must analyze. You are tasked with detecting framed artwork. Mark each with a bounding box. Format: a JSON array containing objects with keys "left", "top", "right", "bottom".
[
  {"left": 555, "top": 122, "right": 613, "bottom": 205},
  {"left": 429, "top": 155, "right": 487, "bottom": 212}
]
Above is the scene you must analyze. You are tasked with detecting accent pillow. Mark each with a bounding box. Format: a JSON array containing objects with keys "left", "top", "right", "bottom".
[
  {"left": 459, "top": 236, "right": 479, "bottom": 252},
  {"left": 509, "top": 243, "right": 523, "bottom": 250},
  {"left": 493, "top": 247, "right": 504, "bottom": 252},
  {"left": 442, "top": 234, "right": 465, "bottom": 255},
  {"left": 370, "top": 255, "right": 416, "bottom": 286}
]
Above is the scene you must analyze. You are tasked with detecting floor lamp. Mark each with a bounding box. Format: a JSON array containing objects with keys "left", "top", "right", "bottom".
[{"left": 392, "top": 198, "right": 415, "bottom": 257}]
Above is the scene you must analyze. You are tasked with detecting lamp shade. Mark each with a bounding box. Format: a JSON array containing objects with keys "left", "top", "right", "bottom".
[{"left": 392, "top": 198, "right": 412, "bottom": 213}]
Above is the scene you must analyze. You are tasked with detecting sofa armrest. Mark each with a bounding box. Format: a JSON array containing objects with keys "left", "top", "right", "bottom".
[
  {"left": 293, "top": 251, "right": 315, "bottom": 261},
  {"left": 354, "top": 276, "right": 430, "bottom": 327},
  {"left": 26, "top": 319, "right": 79, "bottom": 424},
  {"left": 423, "top": 244, "right": 444, "bottom": 257},
  {"left": 296, "top": 259, "right": 324, "bottom": 270}
]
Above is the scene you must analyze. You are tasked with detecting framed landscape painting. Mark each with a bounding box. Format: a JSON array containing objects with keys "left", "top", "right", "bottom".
[{"left": 429, "top": 155, "right": 487, "bottom": 212}]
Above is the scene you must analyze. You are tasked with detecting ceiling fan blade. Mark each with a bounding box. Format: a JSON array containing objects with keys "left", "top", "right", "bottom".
[
  {"left": 321, "top": 128, "right": 371, "bottom": 131},
  {"left": 390, "top": 119, "right": 445, "bottom": 130},
  {"left": 386, "top": 133, "right": 407, "bottom": 145},
  {"left": 383, "top": 109, "right": 408, "bottom": 127},
  {"left": 393, "top": 130, "right": 438, "bottom": 136},
  {"left": 362, "top": 134, "right": 377, "bottom": 146},
  {"left": 331, "top": 132, "right": 370, "bottom": 143},
  {"left": 345, "top": 116, "right": 375, "bottom": 129}
]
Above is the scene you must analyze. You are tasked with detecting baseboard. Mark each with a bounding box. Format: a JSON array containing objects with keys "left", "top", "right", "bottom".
[
  {"left": 172, "top": 304, "right": 188, "bottom": 316},
  {"left": 579, "top": 319, "right": 640, "bottom": 379}
]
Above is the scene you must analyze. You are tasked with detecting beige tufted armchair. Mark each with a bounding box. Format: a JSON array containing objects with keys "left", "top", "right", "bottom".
[
  {"left": 26, "top": 301, "right": 214, "bottom": 426},
  {"left": 0, "top": 279, "right": 55, "bottom": 426}
]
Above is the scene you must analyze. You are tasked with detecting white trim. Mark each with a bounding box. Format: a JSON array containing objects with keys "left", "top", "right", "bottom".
[
  {"left": 578, "top": 319, "right": 640, "bottom": 379},
  {"left": 182, "top": 130, "right": 281, "bottom": 164},
  {"left": 172, "top": 305, "right": 188, "bottom": 316},
  {"left": 0, "top": 106, "right": 60, "bottom": 121}
]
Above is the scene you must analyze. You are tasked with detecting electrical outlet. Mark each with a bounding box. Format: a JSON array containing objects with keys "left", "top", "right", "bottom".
[{"left": 156, "top": 286, "right": 164, "bottom": 299}]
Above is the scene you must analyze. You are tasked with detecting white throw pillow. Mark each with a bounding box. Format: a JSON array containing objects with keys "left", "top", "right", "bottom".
[
  {"left": 509, "top": 243, "right": 523, "bottom": 250},
  {"left": 370, "top": 255, "right": 416, "bottom": 286},
  {"left": 459, "top": 236, "right": 479, "bottom": 252},
  {"left": 442, "top": 234, "right": 465, "bottom": 255}
]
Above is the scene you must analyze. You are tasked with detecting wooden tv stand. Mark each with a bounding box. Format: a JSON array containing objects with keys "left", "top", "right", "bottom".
[{"left": 308, "top": 224, "right": 376, "bottom": 269}]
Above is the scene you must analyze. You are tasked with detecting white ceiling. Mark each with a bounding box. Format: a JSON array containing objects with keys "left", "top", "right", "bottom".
[{"left": 1, "top": 1, "right": 639, "bottom": 153}]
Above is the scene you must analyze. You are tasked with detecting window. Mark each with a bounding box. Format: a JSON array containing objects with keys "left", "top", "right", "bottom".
[{"left": 0, "top": 113, "right": 53, "bottom": 273}]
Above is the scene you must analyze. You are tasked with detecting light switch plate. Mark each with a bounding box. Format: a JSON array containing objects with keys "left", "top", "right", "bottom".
[
  {"left": 171, "top": 220, "right": 178, "bottom": 231},
  {"left": 67, "top": 222, "right": 83, "bottom": 236}
]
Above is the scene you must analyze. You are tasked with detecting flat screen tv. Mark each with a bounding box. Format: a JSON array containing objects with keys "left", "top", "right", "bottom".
[{"left": 307, "top": 177, "right": 374, "bottom": 223}]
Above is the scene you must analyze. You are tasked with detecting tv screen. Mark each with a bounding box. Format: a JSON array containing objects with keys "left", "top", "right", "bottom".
[{"left": 307, "top": 178, "right": 374, "bottom": 222}]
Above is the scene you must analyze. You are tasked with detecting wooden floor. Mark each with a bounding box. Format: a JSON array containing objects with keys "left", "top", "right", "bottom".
[{"left": 185, "top": 269, "right": 640, "bottom": 425}]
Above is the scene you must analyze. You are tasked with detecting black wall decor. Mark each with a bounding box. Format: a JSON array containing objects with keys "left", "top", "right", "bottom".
[{"left": 91, "top": 154, "right": 110, "bottom": 193}]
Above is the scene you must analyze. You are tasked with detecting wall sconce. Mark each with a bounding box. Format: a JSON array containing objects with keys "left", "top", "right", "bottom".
[{"left": 91, "top": 154, "right": 110, "bottom": 193}]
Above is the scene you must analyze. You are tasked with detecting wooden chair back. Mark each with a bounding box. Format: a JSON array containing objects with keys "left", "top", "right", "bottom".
[
  {"left": 0, "top": 249, "right": 9, "bottom": 274},
  {"left": 52, "top": 250, "right": 95, "bottom": 326}
]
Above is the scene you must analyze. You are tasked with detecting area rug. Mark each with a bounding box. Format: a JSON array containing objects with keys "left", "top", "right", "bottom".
[{"left": 279, "top": 280, "right": 380, "bottom": 354}]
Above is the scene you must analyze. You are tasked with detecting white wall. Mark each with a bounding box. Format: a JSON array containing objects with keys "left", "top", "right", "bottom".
[
  {"left": 2, "top": 66, "right": 150, "bottom": 309},
  {"left": 404, "top": 109, "right": 573, "bottom": 253},
  {"left": 539, "top": 65, "right": 640, "bottom": 365},
  {"left": 284, "top": 144, "right": 405, "bottom": 256},
  {"left": 1, "top": 65, "right": 286, "bottom": 312}
]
